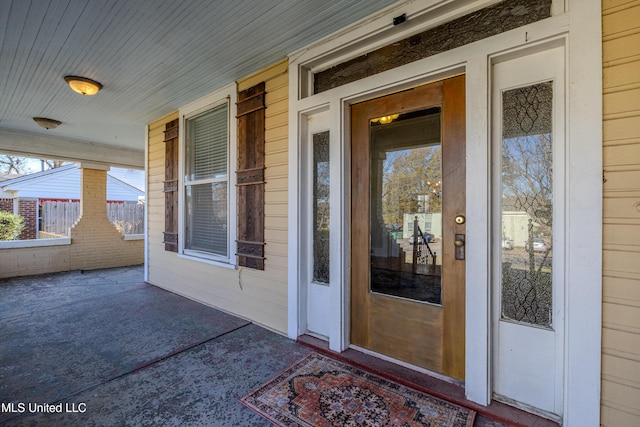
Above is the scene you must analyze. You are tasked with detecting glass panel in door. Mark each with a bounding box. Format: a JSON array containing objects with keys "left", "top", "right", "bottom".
[{"left": 369, "top": 108, "right": 443, "bottom": 304}]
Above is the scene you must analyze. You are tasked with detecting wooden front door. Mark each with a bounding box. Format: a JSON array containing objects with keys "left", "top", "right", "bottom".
[{"left": 350, "top": 76, "right": 466, "bottom": 379}]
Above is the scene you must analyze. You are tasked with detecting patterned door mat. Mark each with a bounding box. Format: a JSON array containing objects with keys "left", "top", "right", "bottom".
[{"left": 240, "top": 352, "right": 475, "bottom": 426}]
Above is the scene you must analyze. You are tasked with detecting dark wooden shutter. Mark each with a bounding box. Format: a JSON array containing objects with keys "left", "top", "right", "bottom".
[
  {"left": 236, "top": 82, "right": 266, "bottom": 269},
  {"left": 163, "top": 118, "right": 179, "bottom": 252}
]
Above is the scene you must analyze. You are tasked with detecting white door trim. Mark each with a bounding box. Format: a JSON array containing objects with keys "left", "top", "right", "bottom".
[
  {"left": 564, "top": 1, "right": 603, "bottom": 423},
  {"left": 288, "top": 1, "right": 602, "bottom": 424},
  {"left": 491, "top": 45, "right": 566, "bottom": 419}
]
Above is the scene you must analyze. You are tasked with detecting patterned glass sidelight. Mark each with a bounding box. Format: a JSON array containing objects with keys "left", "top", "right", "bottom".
[
  {"left": 500, "top": 81, "right": 554, "bottom": 328},
  {"left": 312, "top": 131, "right": 330, "bottom": 284}
]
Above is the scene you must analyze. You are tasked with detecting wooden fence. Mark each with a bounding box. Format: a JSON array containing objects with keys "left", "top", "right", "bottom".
[
  {"left": 42, "top": 201, "right": 144, "bottom": 236},
  {"left": 107, "top": 203, "right": 145, "bottom": 235}
]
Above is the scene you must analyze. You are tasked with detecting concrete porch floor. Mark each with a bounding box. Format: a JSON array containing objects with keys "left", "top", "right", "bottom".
[{"left": 1, "top": 266, "right": 536, "bottom": 426}]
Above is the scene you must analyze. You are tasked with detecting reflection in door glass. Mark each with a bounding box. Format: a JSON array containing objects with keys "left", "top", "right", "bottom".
[
  {"left": 501, "top": 82, "right": 553, "bottom": 328},
  {"left": 369, "top": 108, "right": 443, "bottom": 304}
]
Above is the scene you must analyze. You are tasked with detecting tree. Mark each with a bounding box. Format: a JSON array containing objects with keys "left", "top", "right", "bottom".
[
  {"left": 501, "top": 81, "right": 553, "bottom": 235},
  {"left": 0, "top": 211, "right": 25, "bottom": 240},
  {"left": 0, "top": 155, "right": 29, "bottom": 174},
  {"left": 0, "top": 155, "right": 66, "bottom": 174},
  {"left": 381, "top": 146, "right": 442, "bottom": 227},
  {"left": 499, "top": 83, "right": 554, "bottom": 327},
  {"left": 43, "top": 159, "right": 66, "bottom": 169},
  {"left": 501, "top": 133, "right": 553, "bottom": 233}
]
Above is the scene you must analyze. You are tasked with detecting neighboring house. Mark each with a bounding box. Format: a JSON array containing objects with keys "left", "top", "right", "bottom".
[{"left": 0, "top": 164, "right": 144, "bottom": 239}]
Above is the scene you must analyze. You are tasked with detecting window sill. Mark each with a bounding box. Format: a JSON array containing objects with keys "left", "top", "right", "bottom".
[{"left": 177, "top": 252, "right": 237, "bottom": 270}]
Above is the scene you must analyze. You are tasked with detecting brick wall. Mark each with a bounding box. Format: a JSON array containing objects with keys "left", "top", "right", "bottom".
[
  {"left": 69, "top": 168, "right": 143, "bottom": 270},
  {"left": 0, "top": 198, "right": 12, "bottom": 212},
  {"left": 0, "top": 167, "right": 143, "bottom": 278},
  {"left": 0, "top": 244, "right": 70, "bottom": 277},
  {"left": 0, "top": 198, "right": 38, "bottom": 240},
  {"left": 17, "top": 199, "right": 37, "bottom": 240}
]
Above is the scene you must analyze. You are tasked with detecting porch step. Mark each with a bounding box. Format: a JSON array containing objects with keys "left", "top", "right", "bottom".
[{"left": 297, "top": 334, "right": 560, "bottom": 427}]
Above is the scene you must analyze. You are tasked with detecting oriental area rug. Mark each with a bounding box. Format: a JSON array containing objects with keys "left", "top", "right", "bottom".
[{"left": 240, "top": 353, "right": 475, "bottom": 427}]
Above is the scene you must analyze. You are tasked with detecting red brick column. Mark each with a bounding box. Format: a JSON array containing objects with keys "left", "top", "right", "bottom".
[{"left": 17, "top": 199, "right": 37, "bottom": 240}]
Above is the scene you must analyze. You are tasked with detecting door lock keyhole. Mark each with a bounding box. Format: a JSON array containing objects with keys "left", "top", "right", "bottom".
[{"left": 454, "top": 234, "right": 465, "bottom": 260}]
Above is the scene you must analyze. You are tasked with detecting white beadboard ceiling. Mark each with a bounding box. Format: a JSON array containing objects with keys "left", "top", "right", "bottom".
[{"left": 0, "top": 0, "right": 394, "bottom": 162}]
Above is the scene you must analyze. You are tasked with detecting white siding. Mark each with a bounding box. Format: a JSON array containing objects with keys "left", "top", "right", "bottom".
[
  {"left": 602, "top": 0, "right": 640, "bottom": 425},
  {"left": 146, "top": 60, "right": 290, "bottom": 333}
]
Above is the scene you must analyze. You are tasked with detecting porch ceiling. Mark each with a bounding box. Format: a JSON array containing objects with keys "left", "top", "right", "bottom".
[{"left": 0, "top": 0, "right": 394, "bottom": 165}]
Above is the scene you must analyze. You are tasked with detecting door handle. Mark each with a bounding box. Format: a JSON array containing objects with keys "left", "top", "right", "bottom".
[{"left": 455, "top": 234, "right": 465, "bottom": 260}]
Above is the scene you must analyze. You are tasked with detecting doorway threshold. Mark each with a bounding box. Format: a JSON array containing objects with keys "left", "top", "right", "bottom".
[{"left": 297, "top": 334, "right": 560, "bottom": 427}]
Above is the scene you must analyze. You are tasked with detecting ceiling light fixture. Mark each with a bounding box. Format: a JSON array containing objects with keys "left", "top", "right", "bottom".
[
  {"left": 33, "top": 117, "right": 62, "bottom": 129},
  {"left": 64, "top": 75, "right": 103, "bottom": 95},
  {"left": 371, "top": 114, "right": 400, "bottom": 124}
]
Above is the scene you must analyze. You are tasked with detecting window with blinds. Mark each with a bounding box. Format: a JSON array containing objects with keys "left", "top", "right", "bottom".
[{"left": 184, "top": 101, "right": 230, "bottom": 258}]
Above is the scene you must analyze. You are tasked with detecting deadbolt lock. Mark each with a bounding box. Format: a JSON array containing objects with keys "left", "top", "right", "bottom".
[{"left": 454, "top": 215, "right": 466, "bottom": 225}]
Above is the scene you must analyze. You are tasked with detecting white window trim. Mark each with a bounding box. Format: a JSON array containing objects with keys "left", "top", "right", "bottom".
[{"left": 178, "top": 83, "right": 237, "bottom": 267}]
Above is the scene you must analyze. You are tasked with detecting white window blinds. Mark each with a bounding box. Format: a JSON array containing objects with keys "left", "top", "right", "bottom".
[
  {"left": 185, "top": 103, "right": 228, "bottom": 181},
  {"left": 184, "top": 101, "right": 229, "bottom": 258}
]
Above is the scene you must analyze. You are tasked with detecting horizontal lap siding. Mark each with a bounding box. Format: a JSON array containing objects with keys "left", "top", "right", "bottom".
[
  {"left": 602, "top": 1, "right": 640, "bottom": 425},
  {"left": 242, "top": 60, "right": 290, "bottom": 282},
  {"left": 146, "top": 59, "right": 290, "bottom": 334},
  {"left": 147, "top": 112, "right": 178, "bottom": 293}
]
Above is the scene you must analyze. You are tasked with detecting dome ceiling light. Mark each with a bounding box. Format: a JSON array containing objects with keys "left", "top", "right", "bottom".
[
  {"left": 64, "top": 75, "right": 103, "bottom": 95},
  {"left": 33, "top": 117, "right": 62, "bottom": 129}
]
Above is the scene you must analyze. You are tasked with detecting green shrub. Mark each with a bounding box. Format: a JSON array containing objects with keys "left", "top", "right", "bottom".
[{"left": 0, "top": 211, "right": 25, "bottom": 240}]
